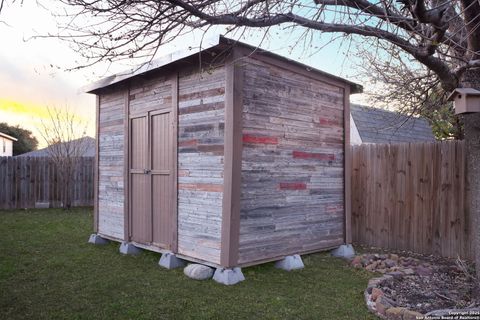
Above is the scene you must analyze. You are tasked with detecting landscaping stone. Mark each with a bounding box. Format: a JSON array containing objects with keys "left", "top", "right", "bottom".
[
  {"left": 365, "top": 264, "right": 376, "bottom": 272},
  {"left": 376, "top": 296, "right": 394, "bottom": 316},
  {"left": 184, "top": 264, "right": 214, "bottom": 280},
  {"left": 385, "top": 307, "right": 405, "bottom": 320},
  {"left": 402, "top": 268, "right": 415, "bottom": 275},
  {"left": 384, "top": 259, "right": 396, "bottom": 268},
  {"left": 389, "top": 254, "right": 399, "bottom": 261},
  {"left": 415, "top": 265, "right": 433, "bottom": 276},
  {"left": 351, "top": 256, "right": 362, "bottom": 268},
  {"left": 368, "top": 278, "right": 382, "bottom": 289},
  {"left": 371, "top": 287, "right": 384, "bottom": 302},
  {"left": 387, "top": 271, "right": 404, "bottom": 280},
  {"left": 403, "top": 309, "right": 424, "bottom": 320}
]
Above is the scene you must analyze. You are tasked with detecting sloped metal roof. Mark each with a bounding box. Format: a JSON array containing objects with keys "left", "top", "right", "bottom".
[{"left": 83, "top": 35, "right": 362, "bottom": 94}]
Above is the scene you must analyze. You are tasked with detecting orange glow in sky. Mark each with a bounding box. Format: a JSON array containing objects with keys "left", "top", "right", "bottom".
[{"left": 0, "top": 98, "right": 93, "bottom": 148}]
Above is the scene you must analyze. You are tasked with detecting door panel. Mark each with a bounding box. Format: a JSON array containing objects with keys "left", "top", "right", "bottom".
[
  {"left": 130, "top": 174, "right": 151, "bottom": 243},
  {"left": 129, "top": 115, "right": 151, "bottom": 243},
  {"left": 152, "top": 175, "right": 172, "bottom": 246},
  {"left": 150, "top": 111, "right": 173, "bottom": 247},
  {"left": 130, "top": 117, "right": 147, "bottom": 170}
]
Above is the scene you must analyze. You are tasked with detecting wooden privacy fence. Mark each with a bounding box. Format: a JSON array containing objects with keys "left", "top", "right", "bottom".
[
  {"left": 0, "top": 157, "right": 94, "bottom": 209},
  {"left": 351, "top": 141, "right": 472, "bottom": 259}
]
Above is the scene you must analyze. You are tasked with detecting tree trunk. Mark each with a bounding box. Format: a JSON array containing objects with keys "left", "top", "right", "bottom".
[{"left": 461, "top": 69, "right": 480, "bottom": 280}]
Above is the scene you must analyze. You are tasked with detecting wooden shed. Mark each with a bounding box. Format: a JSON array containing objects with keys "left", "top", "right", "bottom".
[{"left": 86, "top": 36, "right": 362, "bottom": 273}]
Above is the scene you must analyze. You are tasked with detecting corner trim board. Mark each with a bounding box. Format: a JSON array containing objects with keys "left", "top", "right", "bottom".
[
  {"left": 124, "top": 86, "right": 130, "bottom": 241},
  {"left": 220, "top": 49, "right": 244, "bottom": 267},
  {"left": 94, "top": 95, "right": 100, "bottom": 233},
  {"left": 171, "top": 72, "right": 179, "bottom": 253},
  {"left": 343, "top": 85, "right": 352, "bottom": 244}
]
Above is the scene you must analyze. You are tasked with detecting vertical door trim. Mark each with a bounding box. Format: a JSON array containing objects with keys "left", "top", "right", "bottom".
[
  {"left": 124, "top": 87, "right": 131, "bottom": 241},
  {"left": 94, "top": 95, "right": 100, "bottom": 233},
  {"left": 343, "top": 85, "right": 352, "bottom": 244},
  {"left": 220, "top": 49, "right": 244, "bottom": 267},
  {"left": 171, "top": 73, "right": 179, "bottom": 253},
  {"left": 147, "top": 110, "right": 153, "bottom": 244}
]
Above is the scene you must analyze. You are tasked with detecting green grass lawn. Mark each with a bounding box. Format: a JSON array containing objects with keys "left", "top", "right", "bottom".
[{"left": 0, "top": 208, "right": 376, "bottom": 320}]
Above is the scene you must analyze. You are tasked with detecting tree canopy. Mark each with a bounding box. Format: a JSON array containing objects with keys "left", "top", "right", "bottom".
[{"left": 0, "top": 122, "right": 38, "bottom": 156}]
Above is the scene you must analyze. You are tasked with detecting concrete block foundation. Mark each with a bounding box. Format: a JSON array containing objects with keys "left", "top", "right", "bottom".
[
  {"left": 119, "top": 242, "right": 142, "bottom": 255},
  {"left": 88, "top": 234, "right": 110, "bottom": 245},
  {"left": 274, "top": 254, "right": 305, "bottom": 271},
  {"left": 158, "top": 252, "right": 186, "bottom": 269},
  {"left": 331, "top": 244, "right": 355, "bottom": 259},
  {"left": 213, "top": 267, "right": 245, "bottom": 285}
]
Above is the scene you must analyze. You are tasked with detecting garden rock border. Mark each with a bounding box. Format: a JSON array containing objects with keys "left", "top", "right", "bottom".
[
  {"left": 358, "top": 252, "right": 478, "bottom": 319},
  {"left": 365, "top": 275, "right": 423, "bottom": 319}
]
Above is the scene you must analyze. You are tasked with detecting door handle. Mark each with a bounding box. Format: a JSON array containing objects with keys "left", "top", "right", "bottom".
[{"left": 144, "top": 169, "right": 151, "bottom": 174}]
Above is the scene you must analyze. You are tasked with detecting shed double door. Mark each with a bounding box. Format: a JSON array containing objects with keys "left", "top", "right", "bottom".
[{"left": 129, "top": 109, "right": 175, "bottom": 249}]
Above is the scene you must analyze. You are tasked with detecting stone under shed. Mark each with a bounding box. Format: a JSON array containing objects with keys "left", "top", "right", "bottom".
[{"left": 85, "top": 36, "right": 362, "bottom": 284}]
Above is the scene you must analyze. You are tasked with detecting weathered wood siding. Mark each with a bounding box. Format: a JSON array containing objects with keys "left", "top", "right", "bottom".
[
  {"left": 238, "top": 58, "right": 346, "bottom": 264},
  {"left": 98, "top": 90, "right": 125, "bottom": 240},
  {"left": 177, "top": 67, "right": 225, "bottom": 264}
]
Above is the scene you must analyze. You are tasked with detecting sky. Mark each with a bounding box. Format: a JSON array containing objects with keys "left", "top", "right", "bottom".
[{"left": 0, "top": 2, "right": 364, "bottom": 147}]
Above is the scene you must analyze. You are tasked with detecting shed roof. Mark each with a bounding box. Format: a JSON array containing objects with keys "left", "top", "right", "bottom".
[
  {"left": 17, "top": 137, "right": 96, "bottom": 157},
  {"left": 351, "top": 105, "right": 436, "bottom": 144},
  {"left": 0, "top": 132, "right": 18, "bottom": 141},
  {"left": 83, "top": 35, "right": 362, "bottom": 94}
]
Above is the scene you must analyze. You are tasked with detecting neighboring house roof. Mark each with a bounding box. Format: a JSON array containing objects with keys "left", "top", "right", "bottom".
[
  {"left": 0, "top": 132, "right": 18, "bottom": 141},
  {"left": 18, "top": 137, "right": 96, "bottom": 157},
  {"left": 83, "top": 35, "right": 363, "bottom": 94},
  {"left": 351, "top": 105, "right": 436, "bottom": 144}
]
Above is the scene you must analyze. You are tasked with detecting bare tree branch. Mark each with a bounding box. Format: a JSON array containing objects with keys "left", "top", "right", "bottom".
[
  {"left": 38, "top": 106, "right": 89, "bottom": 209},
  {"left": 37, "top": 0, "right": 479, "bottom": 94}
]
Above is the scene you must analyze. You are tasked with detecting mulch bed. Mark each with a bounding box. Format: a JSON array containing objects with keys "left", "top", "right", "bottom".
[{"left": 352, "top": 248, "right": 479, "bottom": 317}]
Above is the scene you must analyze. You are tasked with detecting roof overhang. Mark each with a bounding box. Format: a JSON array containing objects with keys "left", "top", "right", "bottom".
[
  {"left": 83, "top": 35, "right": 363, "bottom": 95},
  {"left": 0, "top": 132, "right": 18, "bottom": 141},
  {"left": 447, "top": 88, "right": 480, "bottom": 101}
]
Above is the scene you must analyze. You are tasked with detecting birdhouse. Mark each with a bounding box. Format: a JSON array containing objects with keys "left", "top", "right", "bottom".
[{"left": 447, "top": 88, "right": 480, "bottom": 114}]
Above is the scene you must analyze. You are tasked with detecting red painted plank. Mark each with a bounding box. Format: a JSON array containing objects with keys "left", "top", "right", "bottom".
[
  {"left": 292, "top": 151, "right": 335, "bottom": 161},
  {"left": 279, "top": 182, "right": 307, "bottom": 190},
  {"left": 318, "top": 117, "right": 340, "bottom": 126},
  {"left": 243, "top": 134, "right": 278, "bottom": 145},
  {"left": 179, "top": 139, "right": 198, "bottom": 147}
]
